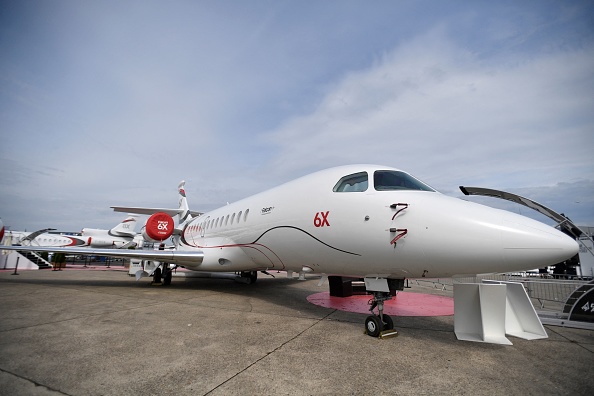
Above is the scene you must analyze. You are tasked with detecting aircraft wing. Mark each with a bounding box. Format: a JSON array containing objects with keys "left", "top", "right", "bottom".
[
  {"left": 459, "top": 186, "right": 585, "bottom": 239},
  {"left": 0, "top": 245, "right": 203, "bottom": 267},
  {"left": 111, "top": 206, "right": 203, "bottom": 217}
]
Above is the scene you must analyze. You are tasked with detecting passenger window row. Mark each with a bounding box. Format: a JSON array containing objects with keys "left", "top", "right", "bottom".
[{"left": 187, "top": 209, "right": 250, "bottom": 235}]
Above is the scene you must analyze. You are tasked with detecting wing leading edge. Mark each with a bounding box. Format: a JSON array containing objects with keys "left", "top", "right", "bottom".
[{"left": 0, "top": 245, "right": 203, "bottom": 267}]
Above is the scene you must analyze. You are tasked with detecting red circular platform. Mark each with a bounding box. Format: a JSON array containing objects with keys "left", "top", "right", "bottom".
[{"left": 307, "top": 291, "right": 454, "bottom": 317}]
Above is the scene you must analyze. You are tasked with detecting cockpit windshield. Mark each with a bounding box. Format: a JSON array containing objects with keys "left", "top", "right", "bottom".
[
  {"left": 333, "top": 172, "right": 368, "bottom": 192},
  {"left": 373, "top": 170, "right": 435, "bottom": 192},
  {"left": 333, "top": 170, "right": 435, "bottom": 193}
]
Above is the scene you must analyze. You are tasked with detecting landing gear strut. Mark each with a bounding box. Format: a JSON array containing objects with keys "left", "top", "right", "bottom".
[{"left": 365, "top": 291, "right": 397, "bottom": 338}]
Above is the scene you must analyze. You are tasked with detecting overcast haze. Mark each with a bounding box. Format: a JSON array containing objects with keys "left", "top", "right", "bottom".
[{"left": 1, "top": 0, "right": 593, "bottom": 232}]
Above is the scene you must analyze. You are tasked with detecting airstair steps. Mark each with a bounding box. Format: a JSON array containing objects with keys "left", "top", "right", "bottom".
[{"left": 17, "top": 251, "right": 53, "bottom": 269}]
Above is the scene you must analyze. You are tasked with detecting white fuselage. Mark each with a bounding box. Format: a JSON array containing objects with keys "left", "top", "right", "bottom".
[
  {"left": 178, "top": 165, "right": 578, "bottom": 278},
  {"left": 4, "top": 231, "right": 87, "bottom": 247},
  {"left": 80, "top": 228, "right": 140, "bottom": 248}
]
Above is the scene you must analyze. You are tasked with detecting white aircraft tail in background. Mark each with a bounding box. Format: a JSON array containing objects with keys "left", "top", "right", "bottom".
[
  {"left": 81, "top": 215, "right": 139, "bottom": 248},
  {"left": 111, "top": 180, "right": 201, "bottom": 245}
]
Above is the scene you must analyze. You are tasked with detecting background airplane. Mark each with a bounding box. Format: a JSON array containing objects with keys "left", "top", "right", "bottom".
[
  {"left": 111, "top": 180, "right": 201, "bottom": 248},
  {"left": 81, "top": 215, "right": 141, "bottom": 248},
  {"left": 1, "top": 181, "right": 194, "bottom": 253},
  {"left": 2, "top": 215, "right": 139, "bottom": 248},
  {"left": 0, "top": 165, "right": 579, "bottom": 337}
]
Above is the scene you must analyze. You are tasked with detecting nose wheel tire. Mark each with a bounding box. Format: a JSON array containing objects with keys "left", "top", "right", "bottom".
[
  {"left": 365, "top": 315, "right": 382, "bottom": 337},
  {"left": 382, "top": 314, "right": 394, "bottom": 330}
]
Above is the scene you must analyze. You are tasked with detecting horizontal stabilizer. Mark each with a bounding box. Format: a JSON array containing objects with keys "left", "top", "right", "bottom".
[{"left": 111, "top": 206, "right": 203, "bottom": 217}]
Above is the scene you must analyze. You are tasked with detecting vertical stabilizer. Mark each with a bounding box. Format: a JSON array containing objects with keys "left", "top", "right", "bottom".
[
  {"left": 109, "top": 215, "right": 138, "bottom": 236},
  {"left": 177, "top": 181, "right": 192, "bottom": 227},
  {"left": 171, "top": 181, "right": 193, "bottom": 248}
]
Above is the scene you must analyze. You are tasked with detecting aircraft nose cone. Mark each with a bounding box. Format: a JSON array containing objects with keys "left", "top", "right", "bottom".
[{"left": 500, "top": 216, "right": 579, "bottom": 268}]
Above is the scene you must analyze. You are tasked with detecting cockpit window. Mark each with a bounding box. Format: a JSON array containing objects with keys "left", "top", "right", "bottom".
[
  {"left": 374, "top": 170, "right": 435, "bottom": 191},
  {"left": 333, "top": 172, "right": 368, "bottom": 192}
]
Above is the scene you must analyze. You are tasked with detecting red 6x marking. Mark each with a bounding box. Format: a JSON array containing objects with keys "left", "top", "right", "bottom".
[{"left": 314, "top": 211, "right": 330, "bottom": 227}]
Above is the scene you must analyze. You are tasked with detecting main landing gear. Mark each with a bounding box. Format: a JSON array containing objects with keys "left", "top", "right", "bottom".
[
  {"left": 152, "top": 264, "right": 175, "bottom": 286},
  {"left": 364, "top": 291, "right": 398, "bottom": 338},
  {"left": 238, "top": 270, "right": 258, "bottom": 284}
]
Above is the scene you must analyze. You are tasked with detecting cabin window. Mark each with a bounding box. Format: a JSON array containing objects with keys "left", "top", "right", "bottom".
[
  {"left": 237, "top": 211, "right": 242, "bottom": 223},
  {"left": 373, "top": 170, "right": 435, "bottom": 191},
  {"left": 333, "top": 172, "right": 368, "bottom": 192},
  {"left": 244, "top": 209, "right": 249, "bottom": 221},
  {"left": 230, "top": 213, "right": 236, "bottom": 224}
]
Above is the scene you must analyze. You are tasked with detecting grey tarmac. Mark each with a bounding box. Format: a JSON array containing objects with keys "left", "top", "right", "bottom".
[{"left": 0, "top": 267, "right": 592, "bottom": 395}]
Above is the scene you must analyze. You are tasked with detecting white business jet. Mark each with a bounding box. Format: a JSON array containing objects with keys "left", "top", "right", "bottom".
[
  {"left": 81, "top": 215, "right": 140, "bottom": 248},
  {"left": 2, "top": 216, "right": 140, "bottom": 249},
  {"left": 0, "top": 165, "right": 578, "bottom": 337}
]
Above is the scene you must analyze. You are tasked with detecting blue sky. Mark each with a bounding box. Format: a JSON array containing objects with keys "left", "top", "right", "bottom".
[{"left": 1, "top": 0, "right": 593, "bottom": 232}]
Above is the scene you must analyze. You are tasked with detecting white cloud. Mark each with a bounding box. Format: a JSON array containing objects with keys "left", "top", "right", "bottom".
[
  {"left": 1, "top": 1, "right": 593, "bottom": 231},
  {"left": 263, "top": 30, "right": 594, "bottom": 194}
]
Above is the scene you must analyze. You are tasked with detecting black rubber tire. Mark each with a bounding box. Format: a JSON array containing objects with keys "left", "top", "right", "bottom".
[
  {"left": 382, "top": 314, "right": 394, "bottom": 330},
  {"left": 365, "top": 315, "right": 383, "bottom": 337},
  {"left": 163, "top": 269, "right": 172, "bottom": 286},
  {"left": 241, "top": 271, "right": 257, "bottom": 284},
  {"left": 153, "top": 267, "right": 162, "bottom": 284}
]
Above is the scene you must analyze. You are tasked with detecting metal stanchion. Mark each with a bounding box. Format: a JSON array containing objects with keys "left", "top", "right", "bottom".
[{"left": 12, "top": 257, "right": 19, "bottom": 275}]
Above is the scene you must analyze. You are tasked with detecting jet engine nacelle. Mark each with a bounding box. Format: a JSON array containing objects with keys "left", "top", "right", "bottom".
[
  {"left": 86, "top": 237, "right": 129, "bottom": 248},
  {"left": 142, "top": 212, "right": 175, "bottom": 242}
]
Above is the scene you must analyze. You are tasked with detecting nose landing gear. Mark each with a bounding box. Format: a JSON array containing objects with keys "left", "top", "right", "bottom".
[{"left": 364, "top": 290, "right": 398, "bottom": 339}]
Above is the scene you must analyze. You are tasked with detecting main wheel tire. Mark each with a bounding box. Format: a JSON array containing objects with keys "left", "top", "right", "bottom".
[
  {"left": 241, "top": 271, "right": 257, "bottom": 284},
  {"left": 153, "top": 267, "right": 162, "bottom": 284},
  {"left": 382, "top": 314, "right": 394, "bottom": 330},
  {"left": 163, "top": 270, "right": 172, "bottom": 286},
  {"left": 365, "top": 315, "right": 383, "bottom": 337}
]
